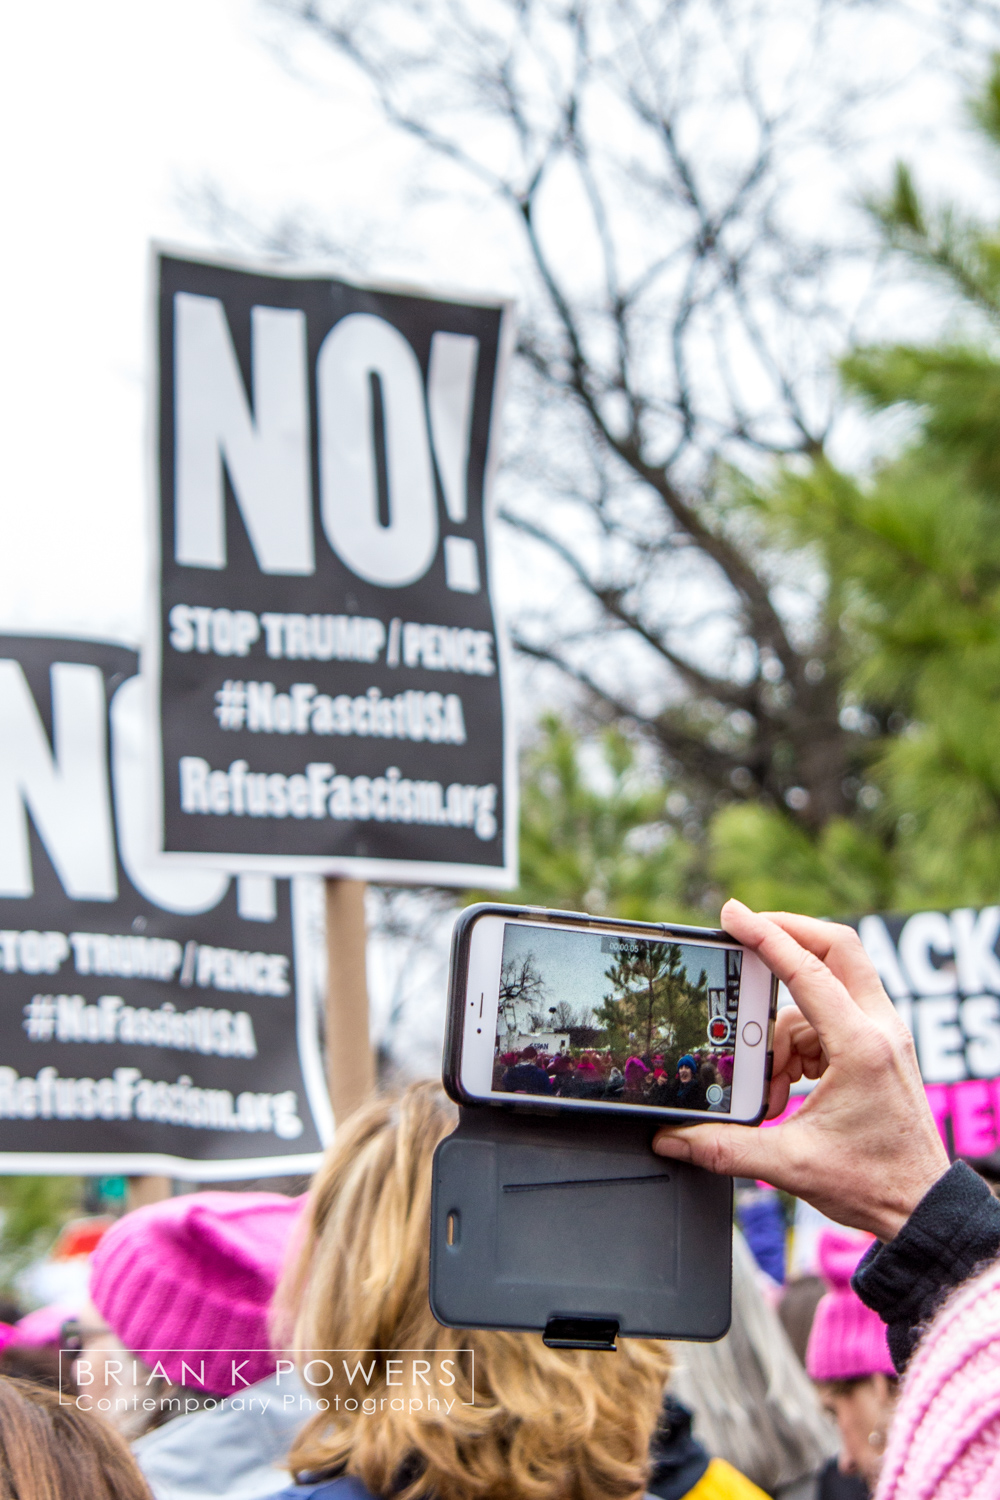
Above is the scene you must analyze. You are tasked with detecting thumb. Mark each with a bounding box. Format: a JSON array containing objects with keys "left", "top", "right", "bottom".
[{"left": 652, "top": 1119, "right": 787, "bottom": 1185}]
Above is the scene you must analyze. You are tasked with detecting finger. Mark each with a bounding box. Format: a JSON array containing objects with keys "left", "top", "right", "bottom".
[
  {"left": 765, "top": 1072, "right": 791, "bottom": 1119},
  {"left": 771, "top": 1008, "right": 800, "bottom": 1083},
  {"left": 775, "top": 1006, "right": 827, "bottom": 1076},
  {"left": 652, "top": 1117, "right": 790, "bottom": 1185},
  {"left": 760, "top": 912, "right": 894, "bottom": 1018},
  {"left": 721, "top": 900, "right": 861, "bottom": 1048}
]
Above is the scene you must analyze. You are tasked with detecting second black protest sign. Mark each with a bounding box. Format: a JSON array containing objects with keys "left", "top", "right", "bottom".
[{"left": 0, "top": 633, "right": 331, "bottom": 1176}]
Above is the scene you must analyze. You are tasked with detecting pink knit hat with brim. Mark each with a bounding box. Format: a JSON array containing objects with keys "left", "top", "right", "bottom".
[
  {"left": 90, "top": 1191, "right": 304, "bottom": 1395},
  {"left": 806, "top": 1230, "right": 895, "bottom": 1382},
  {"left": 13, "top": 1303, "right": 78, "bottom": 1348}
]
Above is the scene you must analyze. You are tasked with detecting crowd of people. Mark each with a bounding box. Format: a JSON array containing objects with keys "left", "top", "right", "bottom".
[
  {"left": 495, "top": 1045, "right": 733, "bottom": 1111},
  {"left": 2, "top": 899, "right": 1000, "bottom": 1498}
]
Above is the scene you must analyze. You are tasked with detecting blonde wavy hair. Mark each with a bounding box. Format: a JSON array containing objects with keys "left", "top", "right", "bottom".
[{"left": 275, "top": 1082, "right": 673, "bottom": 1500}]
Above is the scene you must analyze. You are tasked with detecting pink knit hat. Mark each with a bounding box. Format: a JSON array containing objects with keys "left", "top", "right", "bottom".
[
  {"left": 90, "top": 1191, "right": 303, "bottom": 1395},
  {"left": 806, "top": 1230, "right": 895, "bottom": 1382},
  {"left": 876, "top": 1256, "right": 1000, "bottom": 1499},
  {"left": 13, "top": 1303, "right": 78, "bottom": 1348}
]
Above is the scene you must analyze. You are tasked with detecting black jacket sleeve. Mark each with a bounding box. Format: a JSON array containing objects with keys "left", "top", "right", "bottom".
[{"left": 851, "top": 1160, "right": 1000, "bottom": 1371}]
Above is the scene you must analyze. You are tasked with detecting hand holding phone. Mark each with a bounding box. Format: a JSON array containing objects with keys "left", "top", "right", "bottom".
[
  {"left": 651, "top": 901, "right": 950, "bottom": 1238},
  {"left": 444, "top": 905, "right": 777, "bottom": 1124}
]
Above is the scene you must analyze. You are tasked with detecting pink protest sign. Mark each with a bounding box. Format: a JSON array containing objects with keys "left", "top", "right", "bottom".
[{"left": 763, "top": 1078, "right": 1000, "bottom": 1158}]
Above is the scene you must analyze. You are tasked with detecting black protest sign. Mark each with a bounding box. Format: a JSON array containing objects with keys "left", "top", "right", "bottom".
[
  {"left": 152, "top": 248, "right": 515, "bottom": 884},
  {"left": 0, "top": 634, "right": 331, "bottom": 1177}
]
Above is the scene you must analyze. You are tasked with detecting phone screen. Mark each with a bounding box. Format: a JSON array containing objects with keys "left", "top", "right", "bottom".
[{"left": 492, "top": 922, "right": 741, "bottom": 1112}]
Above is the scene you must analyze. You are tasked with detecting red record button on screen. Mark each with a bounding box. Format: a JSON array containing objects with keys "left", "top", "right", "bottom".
[{"left": 707, "top": 1017, "right": 731, "bottom": 1045}]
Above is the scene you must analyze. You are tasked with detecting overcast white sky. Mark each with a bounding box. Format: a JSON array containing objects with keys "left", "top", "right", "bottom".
[
  {"left": 0, "top": 0, "right": 993, "bottom": 649},
  {"left": 0, "top": 0, "right": 522, "bottom": 647}
]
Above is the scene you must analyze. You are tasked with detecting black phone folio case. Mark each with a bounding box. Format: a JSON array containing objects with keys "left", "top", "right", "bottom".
[{"left": 430, "top": 1106, "right": 733, "bottom": 1346}]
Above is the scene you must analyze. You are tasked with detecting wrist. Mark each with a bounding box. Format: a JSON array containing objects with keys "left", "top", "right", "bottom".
[{"left": 870, "top": 1154, "right": 951, "bottom": 1242}]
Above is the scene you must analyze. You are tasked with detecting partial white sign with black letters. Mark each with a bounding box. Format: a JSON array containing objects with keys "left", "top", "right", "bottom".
[
  {"left": 854, "top": 908, "right": 1000, "bottom": 1085},
  {"left": 151, "top": 247, "right": 515, "bottom": 883},
  {"left": 849, "top": 908, "right": 1000, "bottom": 1159},
  {"left": 0, "top": 633, "right": 332, "bottom": 1178}
]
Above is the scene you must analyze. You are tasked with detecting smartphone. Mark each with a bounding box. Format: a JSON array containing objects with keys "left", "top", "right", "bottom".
[{"left": 444, "top": 904, "right": 777, "bottom": 1125}]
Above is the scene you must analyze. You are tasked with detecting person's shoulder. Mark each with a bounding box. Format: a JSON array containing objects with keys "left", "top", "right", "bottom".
[
  {"left": 817, "top": 1454, "right": 868, "bottom": 1499},
  {"left": 269, "top": 1477, "right": 376, "bottom": 1500}
]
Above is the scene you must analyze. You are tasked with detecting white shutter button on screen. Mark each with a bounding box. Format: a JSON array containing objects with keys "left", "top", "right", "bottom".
[{"left": 741, "top": 1022, "right": 763, "bottom": 1046}]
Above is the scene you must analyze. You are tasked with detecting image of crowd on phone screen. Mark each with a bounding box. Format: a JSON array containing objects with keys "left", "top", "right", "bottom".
[{"left": 491, "top": 925, "right": 739, "bottom": 1111}]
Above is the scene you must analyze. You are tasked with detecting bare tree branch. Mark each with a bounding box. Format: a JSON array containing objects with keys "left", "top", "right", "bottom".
[{"left": 263, "top": 0, "right": 1000, "bottom": 831}]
